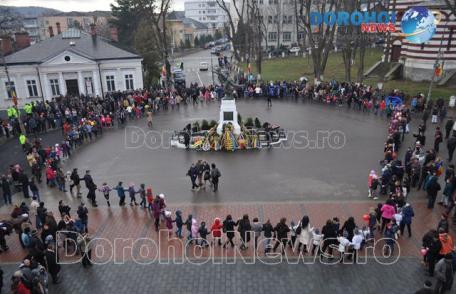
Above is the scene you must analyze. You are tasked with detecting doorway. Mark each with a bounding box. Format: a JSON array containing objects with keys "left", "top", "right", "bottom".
[
  {"left": 391, "top": 43, "right": 402, "bottom": 62},
  {"left": 65, "top": 79, "right": 79, "bottom": 96}
]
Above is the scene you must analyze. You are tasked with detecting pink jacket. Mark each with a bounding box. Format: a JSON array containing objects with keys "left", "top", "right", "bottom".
[{"left": 381, "top": 204, "right": 396, "bottom": 220}]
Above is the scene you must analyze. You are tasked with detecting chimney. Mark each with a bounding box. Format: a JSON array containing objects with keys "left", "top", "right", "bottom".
[
  {"left": 110, "top": 27, "right": 119, "bottom": 42},
  {"left": 49, "top": 26, "right": 54, "bottom": 37},
  {"left": 14, "top": 32, "right": 31, "bottom": 50},
  {"left": 0, "top": 37, "right": 13, "bottom": 56},
  {"left": 56, "top": 22, "right": 61, "bottom": 34},
  {"left": 90, "top": 23, "right": 97, "bottom": 37}
]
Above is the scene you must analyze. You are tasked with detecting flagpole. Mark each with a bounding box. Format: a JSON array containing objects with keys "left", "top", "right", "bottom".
[{"left": 426, "top": 25, "right": 446, "bottom": 107}]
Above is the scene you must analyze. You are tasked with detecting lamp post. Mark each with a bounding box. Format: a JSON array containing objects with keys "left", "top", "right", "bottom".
[{"left": 0, "top": 38, "right": 26, "bottom": 134}]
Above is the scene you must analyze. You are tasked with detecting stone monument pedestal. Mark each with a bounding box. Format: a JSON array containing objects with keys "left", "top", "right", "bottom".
[{"left": 217, "top": 98, "right": 241, "bottom": 135}]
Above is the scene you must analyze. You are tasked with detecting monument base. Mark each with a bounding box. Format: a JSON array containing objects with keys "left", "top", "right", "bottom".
[{"left": 217, "top": 99, "right": 241, "bottom": 135}]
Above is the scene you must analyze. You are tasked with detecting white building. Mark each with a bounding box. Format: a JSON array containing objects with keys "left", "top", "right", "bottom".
[
  {"left": 230, "top": 0, "right": 302, "bottom": 49},
  {"left": 0, "top": 29, "right": 143, "bottom": 110},
  {"left": 184, "top": 0, "right": 229, "bottom": 30}
]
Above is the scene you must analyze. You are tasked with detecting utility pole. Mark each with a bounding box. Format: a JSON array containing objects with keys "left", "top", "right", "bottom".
[
  {"left": 426, "top": 28, "right": 446, "bottom": 107},
  {"left": 0, "top": 38, "right": 26, "bottom": 134}
]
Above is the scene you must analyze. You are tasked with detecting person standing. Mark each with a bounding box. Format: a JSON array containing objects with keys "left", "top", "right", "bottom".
[
  {"left": 297, "top": 215, "right": 312, "bottom": 253},
  {"left": 210, "top": 163, "right": 221, "bottom": 192},
  {"left": 114, "top": 182, "right": 127, "bottom": 206},
  {"left": 77, "top": 203, "right": 89, "bottom": 233},
  {"left": 425, "top": 172, "right": 441, "bottom": 209},
  {"left": 1, "top": 175, "right": 12, "bottom": 205},
  {"left": 78, "top": 232, "right": 92, "bottom": 268},
  {"left": 445, "top": 118, "right": 454, "bottom": 139},
  {"left": 70, "top": 168, "right": 82, "bottom": 197},
  {"left": 236, "top": 214, "right": 251, "bottom": 250},
  {"left": 435, "top": 127, "right": 443, "bottom": 153},
  {"left": 273, "top": 218, "right": 290, "bottom": 254},
  {"left": 222, "top": 214, "right": 236, "bottom": 248},
  {"left": 187, "top": 163, "right": 199, "bottom": 191},
  {"left": 44, "top": 244, "right": 61, "bottom": 284},
  {"left": 400, "top": 203, "right": 414, "bottom": 237},
  {"left": 447, "top": 135, "right": 456, "bottom": 161},
  {"left": 83, "top": 170, "right": 97, "bottom": 207},
  {"left": 434, "top": 254, "right": 454, "bottom": 293}
]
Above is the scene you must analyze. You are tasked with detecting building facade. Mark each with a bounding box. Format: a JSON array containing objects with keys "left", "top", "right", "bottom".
[
  {"left": 230, "top": 0, "right": 302, "bottom": 50},
  {"left": 167, "top": 11, "right": 215, "bottom": 48},
  {"left": 184, "top": 0, "right": 229, "bottom": 30},
  {"left": 38, "top": 13, "right": 110, "bottom": 41},
  {"left": 22, "top": 17, "right": 41, "bottom": 44},
  {"left": 0, "top": 29, "right": 143, "bottom": 110},
  {"left": 387, "top": 0, "right": 456, "bottom": 82}
]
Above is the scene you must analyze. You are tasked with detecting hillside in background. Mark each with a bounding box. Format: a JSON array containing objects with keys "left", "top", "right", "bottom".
[{"left": 0, "top": 5, "right": 62, "bottom": 17}]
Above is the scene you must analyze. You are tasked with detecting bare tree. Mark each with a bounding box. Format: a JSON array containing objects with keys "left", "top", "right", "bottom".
[
  {"left": 215, "top": 0, "right": 247, "bottom": 62},
  {"left": 339, "top": 0, "right": 360, "bottom": 82},
  {"left": 297, "top": 0, "right": 341, "bottom": 81}
]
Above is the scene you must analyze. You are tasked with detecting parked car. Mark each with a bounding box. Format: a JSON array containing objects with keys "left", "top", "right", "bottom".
[
  {"left": 289, "top": 47, "right": 301, "bottom": 54},
  {"left": 199, "top": 62, "right": 209, "bottom": 71}
]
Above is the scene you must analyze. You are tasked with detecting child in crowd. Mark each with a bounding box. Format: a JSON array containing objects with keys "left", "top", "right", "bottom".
[
  {"left": 211, "top": 218, "right": 223, "bottom": 246},
  {"left": 128, "top": 183, "right": 138, "bottom": 206},
  {"left": 98, "top": 182, "right": 112, "bottom": 207},
  {"left": 311, "top": 228, "right": 322, "bottom": 255},
  {"left": 289, "top": 220, "right": 299, "bottom": 249},
  {"left": 198, "top": 221, "right": 209, "bottom": 247},
  {"left": 174, "top": 210, "right": 183, "bottom": 238},
  {"left": 138, "top": 184, "right": 146, "bottom": 209},
  {"left": 252, "top": 217, "right": 262, "bottom": 250},
  {"left": 146, "top": 188, "right": 154, "bottom": 211},
  {"left": 164, "top": 211, "right": 173, "bottom": 236},
  {"left": 337, "top": 234, "right": 350, "bottom": 263}
]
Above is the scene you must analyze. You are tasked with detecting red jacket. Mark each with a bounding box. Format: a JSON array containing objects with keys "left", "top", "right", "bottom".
[{"left": 211, "top": 218, "right": 223, "bottom": 238}]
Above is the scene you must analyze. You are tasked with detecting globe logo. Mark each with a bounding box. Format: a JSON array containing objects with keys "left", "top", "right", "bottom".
[{"left": 401, "top": 6, "right": 440, "bottom": 44}]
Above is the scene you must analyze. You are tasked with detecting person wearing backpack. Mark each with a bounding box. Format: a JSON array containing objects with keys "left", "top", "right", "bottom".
[
  {"left": 210, "top": 163, "right": 221, "bottom": 192},
  {"left": 425, "top": 171, "right": 441, "bottom": 209},
  {"left": 400, "top": 203, "right": 415, "bottom": 237}
]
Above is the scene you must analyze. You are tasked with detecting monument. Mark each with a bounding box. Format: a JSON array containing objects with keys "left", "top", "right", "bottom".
[{"left": 215, "top": 69, "right": 241, "bottom": 135}]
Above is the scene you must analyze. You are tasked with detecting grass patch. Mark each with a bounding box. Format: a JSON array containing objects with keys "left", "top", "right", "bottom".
[{"left": 243, "top": 48, "right": 454, "bottom": 99}]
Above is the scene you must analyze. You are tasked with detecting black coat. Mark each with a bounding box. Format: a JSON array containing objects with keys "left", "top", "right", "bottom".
[
  {"left": 274, "top": 222, "right": 290, "bottom": 240},
  {"left": 45, "top": 249, "right": 60, "bottom": 275}
]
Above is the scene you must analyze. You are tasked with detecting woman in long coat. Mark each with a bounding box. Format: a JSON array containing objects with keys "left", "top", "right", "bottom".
[{"left": 297, "top": 215, "right": 312, "bottom": 253}]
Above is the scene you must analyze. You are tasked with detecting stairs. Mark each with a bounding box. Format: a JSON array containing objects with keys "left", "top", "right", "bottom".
[
  {"left": 438, "top": 70, "right": 456, "bottom": 87},
  {"left": 364, "top": 61, "right": 403, "bottom": 80}
]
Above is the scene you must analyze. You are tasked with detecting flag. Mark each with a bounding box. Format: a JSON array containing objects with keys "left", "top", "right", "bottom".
[{"left": 435, "top": 63, "right": 442, "bottom": 77}]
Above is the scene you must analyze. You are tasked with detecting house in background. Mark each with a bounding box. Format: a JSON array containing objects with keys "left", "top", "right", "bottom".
[
  {"left": 0, "top": 28, "right": 143, "bottom": 110},
  {"left": 167, "top": 11, "right": 215, "bottom": 48}
]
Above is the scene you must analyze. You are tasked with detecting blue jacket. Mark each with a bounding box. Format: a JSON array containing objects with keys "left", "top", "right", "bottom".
[
  {"left": 114, "top": 185, "right": 126, "bottom": 198},
  {"left": 401, "top": 205, "right": 414, "bottom": 225}
]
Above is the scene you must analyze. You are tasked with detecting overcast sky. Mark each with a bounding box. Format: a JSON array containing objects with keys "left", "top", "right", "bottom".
[{"left": 3, "top": 0, "right": 186, "bottom": 12}]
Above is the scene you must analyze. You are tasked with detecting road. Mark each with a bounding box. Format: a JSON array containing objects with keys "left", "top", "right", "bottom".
[{"left": 170, "top": 49, "right": 231, "bottom": 86}]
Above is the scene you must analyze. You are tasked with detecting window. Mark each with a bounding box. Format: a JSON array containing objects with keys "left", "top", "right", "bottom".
[
  {"left": 268, "top": 16, "right": 273, "bottom": 24},
  {"left": 283, "top": 15, "right": 292, "bottom": 24},
  {"left": 106, "top": 75, "right": 115, "bottom": 92},
  {"left": 283, "top": 32, "right": 292, "bottom": 42},
  {"left": 259, "top": 0, "right": 263, "bottom": 4},
  {"left": 269, "top": 0, "right": 273, "bottom": 4},
  {"left": 125, "top": 74, "right": 134, "bottom": 91},
  {"left": 273, "top": 16, "right": 278, "bottom": 24},
  {"left": 268, "top": 32, "right": 277, "bottom": 42},
  {"left": 49, "top": 79, "right": 60, "bottom": 96},
  {"left": 298, "top": 31, "right": 306, "bottom": 40},
  {"left": 26, "top": 80, "right": 39, "bottom": 97},
  {"left": 5, "top": 81, "right": 15, "bottom": 99},
  {"left": 84, "top": 77, "right": 93, "bottom": 95}
]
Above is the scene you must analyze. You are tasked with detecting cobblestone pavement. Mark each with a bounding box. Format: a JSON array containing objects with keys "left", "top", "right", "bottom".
[{"left": 0, "top": 258, "right": 431, "bottom": 294}]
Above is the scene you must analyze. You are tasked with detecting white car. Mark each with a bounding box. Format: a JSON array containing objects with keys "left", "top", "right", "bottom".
[
  {"left": 289, "top": 47, "right": 301, "bottom": 54},
  {"left": 199, "top": 62, "right": 209, "bottom": 71}
]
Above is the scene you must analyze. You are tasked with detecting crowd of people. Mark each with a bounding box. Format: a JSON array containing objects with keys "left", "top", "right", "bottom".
[{"left": 0, "top": 79, "right": 455, "bottom": 293}]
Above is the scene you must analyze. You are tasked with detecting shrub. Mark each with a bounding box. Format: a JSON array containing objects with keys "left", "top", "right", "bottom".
[
  {"left": 192, "top": 121, "right": 200, "bottom": 132},
  {"left": 209, "top": 120, "right": 218, "bottom": 128},
  {"left": 245, "top": 117, "right": 254, "bottom": 127},
  {"left": 201, "top": 119, "right": 210, "bottom": 130},
  {"left": 254, "top": 117, "right": 261, "bottom": 128}
]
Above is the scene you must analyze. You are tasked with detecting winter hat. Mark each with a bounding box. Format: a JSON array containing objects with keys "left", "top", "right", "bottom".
[{"left": 159, "top": 193, "right": 165, "bottom": 199}]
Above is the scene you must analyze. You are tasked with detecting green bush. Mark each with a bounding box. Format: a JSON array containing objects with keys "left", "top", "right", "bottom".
[
  {"left": 192, "top": 121, "right": 200, "bottom": 132},
  {"left": 254, "top": 117, "right": 261, "bottom": 128},
  {"left": 209, "top": 120, "right": 218, "bottom": 128},
  {"left": 201, "top": 119, "right": 209, "bottom": 130},
  {"left": 245, "top": 117, "right": 254, "bottom": 127}
]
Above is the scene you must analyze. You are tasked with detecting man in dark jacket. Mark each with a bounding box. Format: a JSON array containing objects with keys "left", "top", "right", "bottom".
[
  {"left": 83, "top": 170, "right": 97, "bottom": 207},
  {"left": 272, "top": 217, "right": 290, "bottom": 254},
  {"left": 77, "top": 203, "right": 89, "bottom": 233},
  {"left": 187, "top": 164, "right": 199, "bottom": 190},
  {"left": 1, "top": 175, "right": 12, "bottom": 205},
  {"left": 415, "top": 281, "right": 434, "bottom": 294},
  {"left": 445, "top": 118, "right": 454, "bottom": 139},
  {"left": 44, "top": 244, "right": 60, "bottom": 284},
  {"left": 425, "top": 173, "right": 441, "bottom": 209},
  {"left": 447, "top": 135, "right": 456, "bottom": 162},
  {"left": 434, "top": 254, "right": 454, "bottom": 293},
  {"left": 70, "top": 168, "right": 81, "bottom": 197}
]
